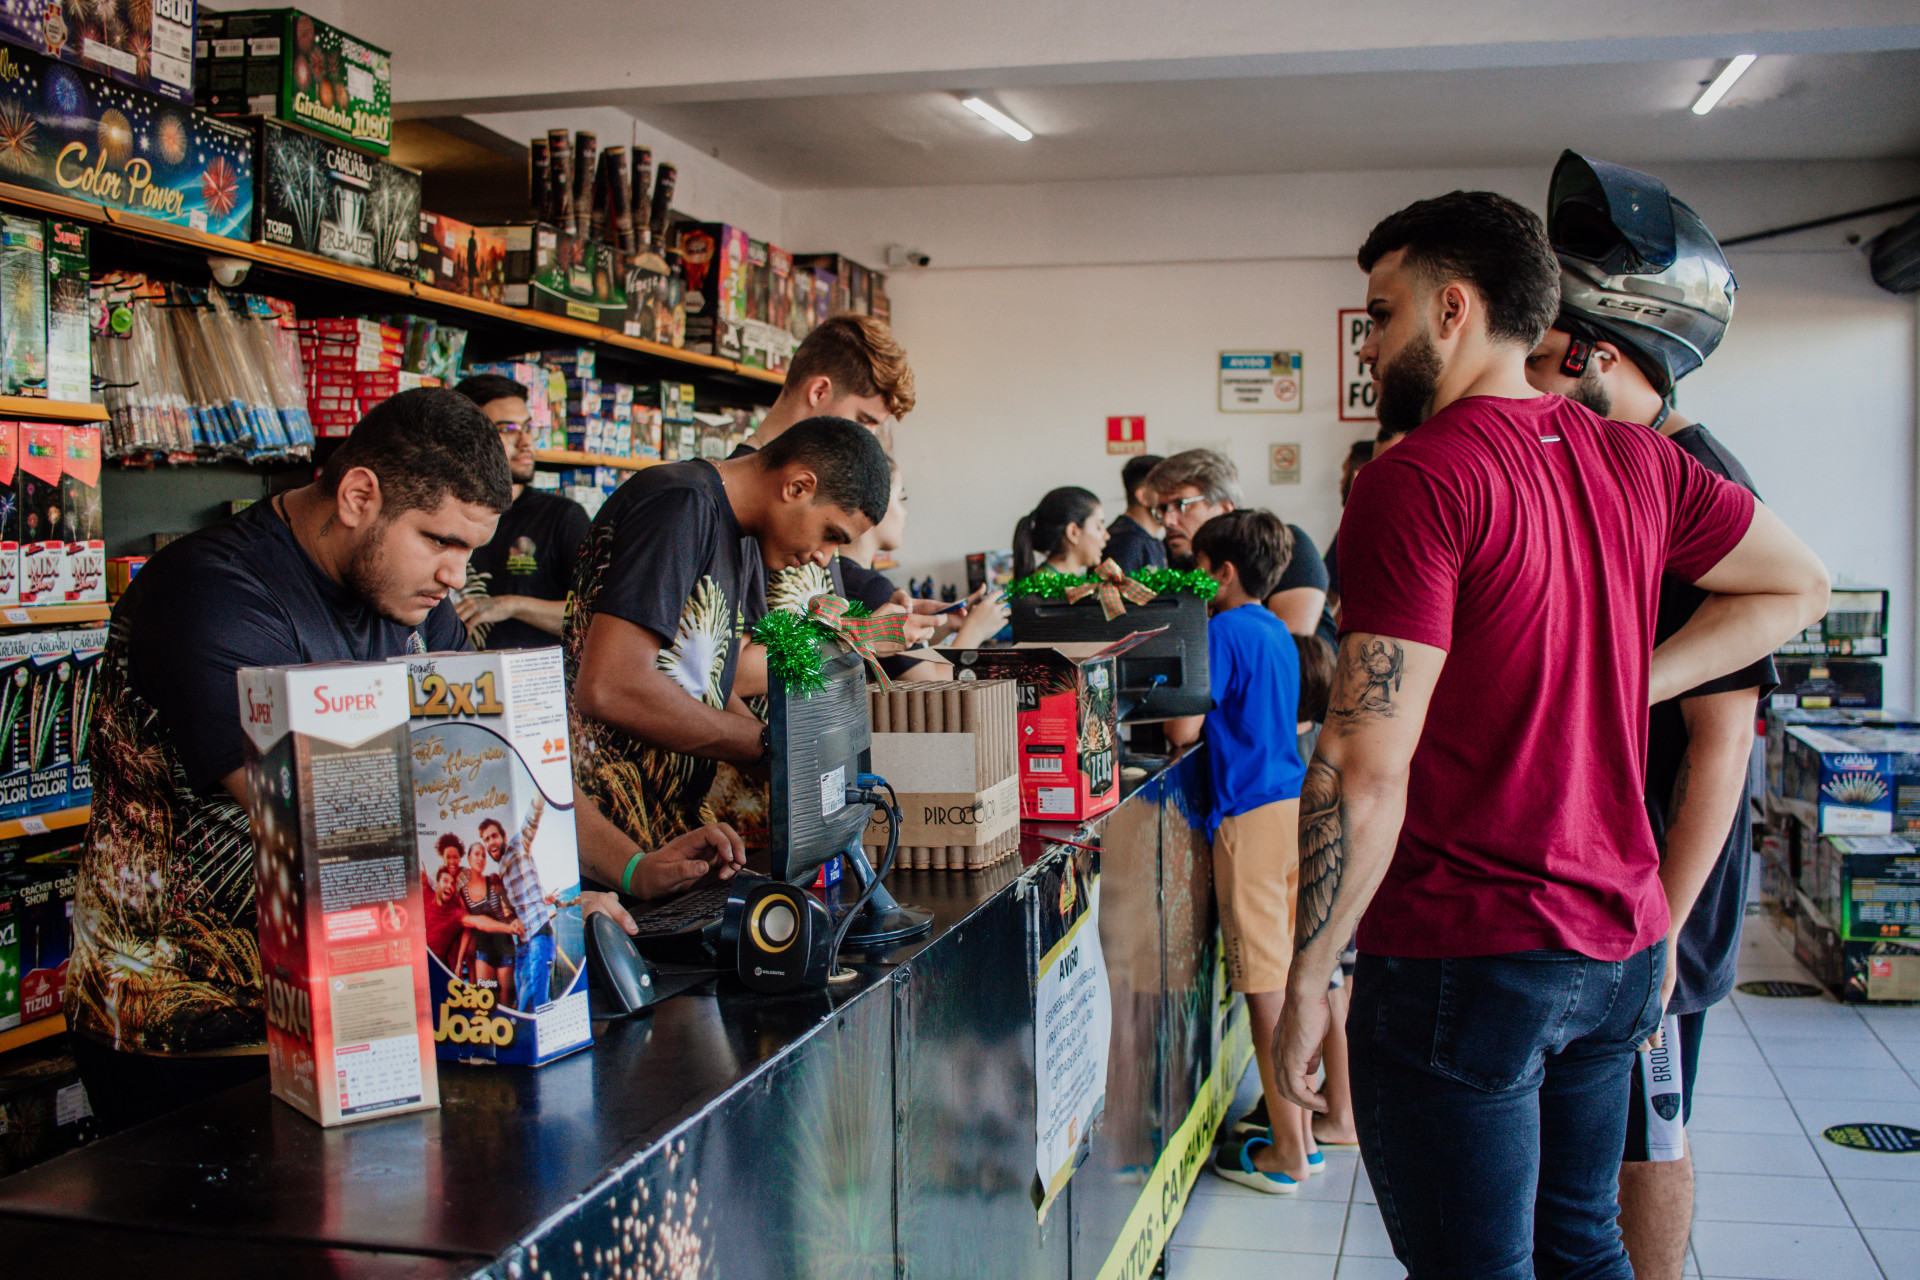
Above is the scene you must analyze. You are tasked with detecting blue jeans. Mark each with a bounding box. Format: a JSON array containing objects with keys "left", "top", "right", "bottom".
[
  {"left": 513, "top": 927, "right": 557, "bottom": 1011},
  {"left": 1350, "top": 943, "right": 1665, "bottom": 1280}
]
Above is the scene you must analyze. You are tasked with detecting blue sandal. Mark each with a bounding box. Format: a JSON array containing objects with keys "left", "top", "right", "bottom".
[{"left": 1212, "top": 1136, "right": 1302, "bottom": 1194}]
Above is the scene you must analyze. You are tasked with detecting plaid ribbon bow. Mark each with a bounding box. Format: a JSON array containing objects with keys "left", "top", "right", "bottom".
[
  {"left": 807, "top": 594, "right": 910, "bottom": 692},
  {"left": 1063, "top": 559, "right": 1159, "bottom": 621}
]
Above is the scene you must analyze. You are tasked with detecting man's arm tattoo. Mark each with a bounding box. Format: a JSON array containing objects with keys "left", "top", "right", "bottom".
[
  {"left": 1296, "top": 757, "right": 1345, "bottom": 951},
  {"left": 1329, "top": 637, "right": 1405, "bottom": 724}
]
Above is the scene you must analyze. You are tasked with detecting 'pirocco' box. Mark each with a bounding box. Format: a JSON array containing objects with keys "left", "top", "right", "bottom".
[
  {"left": 238, "top": 660, "right": 439, "bottom": 1127},
  {"left": 398, "top": 648, "right": 589, "bottom": 1067}
]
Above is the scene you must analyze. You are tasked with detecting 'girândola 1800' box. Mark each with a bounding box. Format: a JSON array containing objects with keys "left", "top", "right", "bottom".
[
  {"left": 254, "top": 117, "right": 420, "bottom": 277},
  {"left": 238, "top": 660, "right": 439, "bottom": 1127},
  {"left": 397, "top": 648, "right": 589, "bottom": 1067}
]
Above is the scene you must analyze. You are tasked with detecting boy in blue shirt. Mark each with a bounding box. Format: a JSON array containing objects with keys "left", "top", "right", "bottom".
[{"left": 1167, "top": 509, "right": 1312, "bottom": 1191}]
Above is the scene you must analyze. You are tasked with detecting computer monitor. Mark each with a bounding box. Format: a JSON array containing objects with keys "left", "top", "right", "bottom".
[
  {"left": 765, "top": 637, "right": 931, "bottom": 948},
  {"left": 1010, "top": 594, "right": 1212, "bottom": 721}
]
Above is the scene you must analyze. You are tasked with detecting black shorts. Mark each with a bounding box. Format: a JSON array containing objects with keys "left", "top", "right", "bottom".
[{"left": 1621, "top": 1009, "right": 1707, "bottom": 1163}]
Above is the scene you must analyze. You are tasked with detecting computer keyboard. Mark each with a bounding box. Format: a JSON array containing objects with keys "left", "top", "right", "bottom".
[{"left": 631, "top": 882, "right": 738, "bottom": 937}]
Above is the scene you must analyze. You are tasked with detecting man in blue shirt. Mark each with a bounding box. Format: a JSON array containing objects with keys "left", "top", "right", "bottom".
[{"left": 1167, "top": 509, "right": 1310, "bottom": 1191}]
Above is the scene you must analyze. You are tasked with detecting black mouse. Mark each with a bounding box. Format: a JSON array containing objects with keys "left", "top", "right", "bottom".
[{"left": 588, "top": 910, "right": 660, "bottom": 1017}]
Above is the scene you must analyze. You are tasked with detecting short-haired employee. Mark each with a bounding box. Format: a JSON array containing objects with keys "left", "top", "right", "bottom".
[{"left": 451, "top": 373, "right": 590, "bottom": 650}]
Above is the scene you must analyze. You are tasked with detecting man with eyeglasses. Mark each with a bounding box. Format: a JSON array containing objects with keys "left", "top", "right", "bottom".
[
  {"left": 1147, "top": 449, "right": 1332, "bottom": 636},
  {"left": 453, "top": 373, "right": 591, "bottom": 650}
]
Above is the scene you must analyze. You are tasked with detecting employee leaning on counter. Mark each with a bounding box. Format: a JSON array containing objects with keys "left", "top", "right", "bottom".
[{"left": 64, "top": 390, "right": 734, "bottom": 1135}]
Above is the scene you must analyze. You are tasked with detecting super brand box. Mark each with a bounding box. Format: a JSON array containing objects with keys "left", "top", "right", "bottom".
[
  {"left": 1780, "top": 723, "right": 1920, "bottom": 837},
  {"left": 0, "top": 0, "right": 197, "bottom": 105},
  {"left": 255, "top": 117, "right": 419, "bottom": 276},
  {"left": 940, "top": 642, "right": 1124, "bottom": 821},
  {"left": 238, "top": 660, "right": 439, "bottom": 1127},
  {"left": 197, "top": 8, "right": 390, "bottom": 152},
  {"left": 396, "top": 648, "right": 589, "bottom": 1067}
]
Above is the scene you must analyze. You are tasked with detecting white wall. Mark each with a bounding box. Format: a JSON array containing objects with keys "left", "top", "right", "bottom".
[{"left": 787, "top": 160, "right": 1920, "bottom": 709}]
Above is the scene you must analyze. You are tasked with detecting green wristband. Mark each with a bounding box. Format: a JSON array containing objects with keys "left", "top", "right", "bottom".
[{"left": 621, "top": 849, "right": 646, "bottom": 897}]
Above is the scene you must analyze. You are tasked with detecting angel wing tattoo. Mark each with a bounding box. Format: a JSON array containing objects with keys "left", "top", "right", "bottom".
[{"left": 1295, "top": 758, "right": 1344, "bottom": 949}]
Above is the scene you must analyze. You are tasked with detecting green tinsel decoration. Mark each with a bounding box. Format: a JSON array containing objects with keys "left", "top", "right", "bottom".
[
  {"left": 1004, "top": 565, "right": 1218, "bottom": 602},
  {"left": 750, "top": 602, "right": 872, "bottom": 696}
]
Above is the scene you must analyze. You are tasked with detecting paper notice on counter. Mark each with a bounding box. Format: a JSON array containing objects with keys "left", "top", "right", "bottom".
[{"left": 1033, "top": 874, "right": 1112, "bottom": 1219}]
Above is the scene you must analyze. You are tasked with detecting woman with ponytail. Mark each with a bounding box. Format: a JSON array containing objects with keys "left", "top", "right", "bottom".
[{"left": 1011, "top": 487, "right": 1109, "bottom": 579}]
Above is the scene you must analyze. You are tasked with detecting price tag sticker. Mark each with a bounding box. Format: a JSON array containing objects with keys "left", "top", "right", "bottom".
[
  {"left": 3, "top": 608, "right": 29, "bottom": 625},
  {"left": 18, "top": 816, "right": 48, "bottom": 835}
]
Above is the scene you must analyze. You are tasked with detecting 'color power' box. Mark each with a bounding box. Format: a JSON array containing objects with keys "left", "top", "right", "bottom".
[
  {"left": 239, "top": 660, "right": 439, "bottom": 1127},
  {"left": 398, "top": 648, "right": 589, "bottom": 1066}
]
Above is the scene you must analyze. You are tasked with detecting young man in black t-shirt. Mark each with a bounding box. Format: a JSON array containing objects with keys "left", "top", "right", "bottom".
[
  {"left": 66, "top": 390, "right": 512, "bottom": 1132},
  {"left": 1525, "top": 159, "right": 1767, "bottom": 1280},
  {"left": 1104, "top": 453, "right": 1167, "bottom": 574},
  {"left": 566, "top": 417, "right": 894, "bottom": 853},
  {"left": 452, "top": 374, "right": 591, "bottom": 650}
]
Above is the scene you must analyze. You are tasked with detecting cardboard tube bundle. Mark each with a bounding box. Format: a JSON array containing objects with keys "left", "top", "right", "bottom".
[{"left": 866, "top": 679, "right": 1020, "bottom": 871}]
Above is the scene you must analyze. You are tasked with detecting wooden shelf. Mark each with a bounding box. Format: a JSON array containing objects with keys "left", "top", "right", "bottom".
[
  {"left": 0, "top": 604, "right": 110, "bottom": 629},
  {"left": 0, "top": 803, "right": 90, "bottom": 842},
  {"left": 0, "top": 180, "right": 787, "bottom": 390},
  {"left": 0, "top": 1014, "right": 64, "bottom": 1056},
  {"left": 0, "top": 397, "right": 108, "bottom": 423},
  {"left": 534, "top": 450, "right": 662, "bottom": 473}
]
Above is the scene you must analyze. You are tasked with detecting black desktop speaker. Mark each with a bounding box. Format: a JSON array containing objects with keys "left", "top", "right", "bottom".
[
  {"left": 1009, "top": 592, "right": 1213, "bottom": 720},
  {"left": 731, "top": 880, "right": 835, "bottom": 992}
]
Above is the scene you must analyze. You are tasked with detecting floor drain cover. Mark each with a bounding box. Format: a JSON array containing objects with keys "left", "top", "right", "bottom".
[
  {"left": 1823, "top": 1124, "right": 1920, "bottom": 1153},
  {"left": 1735, "top": 980, "right": 1824, "bottom": 998}
]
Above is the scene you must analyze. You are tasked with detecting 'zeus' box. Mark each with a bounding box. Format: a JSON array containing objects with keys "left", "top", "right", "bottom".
[
  {"left": 398, "top": 648, "right": 589, "bottom": 1067},
  {"left": 238, "top": 660, "right": 439, "bottom": 1127},
  {"left": 940, "top": 640, "right": 1142, "bottom": 822}
]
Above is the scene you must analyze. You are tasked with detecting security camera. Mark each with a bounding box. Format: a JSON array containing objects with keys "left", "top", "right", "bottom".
[
  {"left": 208, "top": 255, "right": 252, "bottom": 287},
  {"left": 884, "top": 245, "right": 931, "bottom": 269}
]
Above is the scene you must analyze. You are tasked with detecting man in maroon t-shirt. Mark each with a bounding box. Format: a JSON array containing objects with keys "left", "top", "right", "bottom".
[{"left": 1272, "top": 191, "right": 1828, "bottom": 1280}]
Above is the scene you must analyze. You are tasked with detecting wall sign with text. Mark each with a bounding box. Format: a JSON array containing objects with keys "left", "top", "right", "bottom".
[
  {"left": 1218, "top": 351, "right": 1302, "bottom": 413},
  {"left": 1339, "top": 309, "right": 1377, "bottom": 422}
]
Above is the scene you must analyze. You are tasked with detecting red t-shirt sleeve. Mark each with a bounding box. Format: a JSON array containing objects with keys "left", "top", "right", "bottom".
[
  {"left": 1661, "top": 441, "right": 1757, "bottom": 582},
  {"left": 1336, "top": 456, "right": 1463, "bottom": 652}
]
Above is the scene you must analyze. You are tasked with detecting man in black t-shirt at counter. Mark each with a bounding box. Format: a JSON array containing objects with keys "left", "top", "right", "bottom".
[
  {"left": 566, "top": 417, "right": 896, "bottom": 856},
  {"left": 452, "top": 374, "right": 591, "bottom": 650},
  {"left": 1104, "top": 453, "right": 1167, "bottom": 574}
]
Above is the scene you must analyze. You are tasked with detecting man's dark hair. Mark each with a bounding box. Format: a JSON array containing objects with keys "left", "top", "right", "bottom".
[
  {"left": 1356, "top": 191, "right": 1561, "bottom": 347},
  {"left": 755, "top": 415, "right": 892, "bottom": 524},
  {"left": 1121, "top": 453, "right": 1164, "bottom": 504},
  {"left": 1191, "top": 509, "right": 1294, "bottom": 601},
  {"left": 320, "top": 388, "right": 513, "bottom": 516},
  {"left": 478, "top": 818, "right": 506, "bottom": 839},
  {"left": 1347, "top": 440, "right": 1375, "bottom": 466},
  {"left": 451, "top": 373, "right": 528, "bottom": 410},
  {"left": 1294, "top": 633, "right": 1336, "bottom": 724}
]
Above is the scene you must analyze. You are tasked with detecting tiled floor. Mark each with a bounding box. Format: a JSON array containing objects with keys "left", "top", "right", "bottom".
[{"left": 1166, "top": 914, "right": 1920, "bottom": 1279}]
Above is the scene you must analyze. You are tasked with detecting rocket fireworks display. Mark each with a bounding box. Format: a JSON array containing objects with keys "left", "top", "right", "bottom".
[{"left": 0, "top": 42, "right": 252, "bottom": 238}]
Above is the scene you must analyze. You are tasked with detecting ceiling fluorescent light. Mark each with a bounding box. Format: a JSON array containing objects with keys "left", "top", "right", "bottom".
[
  {"left": 960, "top": 96, "right": 1034, "bottom": 142},
  {"left": 1691, "top": 55, "right": 1757, "bottom": 116}
]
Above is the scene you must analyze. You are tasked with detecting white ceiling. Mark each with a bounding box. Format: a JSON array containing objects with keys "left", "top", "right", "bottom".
[{"left": 626, "top": 51, "right": 1920, "bottom": 190}]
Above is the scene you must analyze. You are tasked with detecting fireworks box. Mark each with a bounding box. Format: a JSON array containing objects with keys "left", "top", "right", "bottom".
[
  {"left": 238, "top": 659, "right": 439, "bottom": 1127},
  {"left": 0, "top": 216, "right": 45, "bottom": 396},
  {"left": 0, "top": 0, "right": 196, "bottom": 106},
  {"left": 1779, "top": 723, "right": 1920, "bottom": 837},
  {"left": 395, "top": 647, "right": 590, "bottom": 1067},
  {"left": 622, "top": 255, "right": 687, "bottom": 347},
  {"left": 62, "top": 624, "right": 102, "bottom": 804},
  {"left": 678, "top": 222, "right": 749, "bottom": 360},
  {"left": 416, "top": 212, "right": 506, "bottom": 303},
  {"left": 60, "top": 425, "right": 103, "bottom": 603},
  {"left": 484, "top": 222, "right": 626, "bottom": 327},
  {"left": 25, "top": 630, "right": 73, "bottom": 814},
  {"left": 197, "top": 8, "right": 391, "bottom": 153},
  {"left": 0, "top": 44, "right": 253, "bottom": 239},
  {"left": 0, "top": 422, "right": 17, "bottom": 609},
  {"left": 1800, "top": 833, "right": 1920, "bottom": 944},
  {"left": 1771, "top": 659, "right": 1883, "bottom": 711},
  {"left": 1764, "top": 707, "right": 1916, "bottom": 804},
  {"left": 1778, "top": 588, "right": 1890, "bottom": 659},
  {"left": 16, "top": 424, "right": 62, "bottom": 606},
  {"left": 4, "top": 859, "right": 76, "bottom": 1025},
  {"left": 1791, "top": 887, "right": 1920, "bottom": 1004},
  {"left": 254, "top": 118, "right": 420, "bottom": 276},
  {"left": 0, "top": 1040, "right": 95, "bottom": 1177},
  {"left": 940, "top": 640, "right": 1143, "bottom": 822},
  {"left": 0, "top": 633, "right": 29, "bottom": 819},
  {"left": 965, "top": 551, "right": 1016, "bottom": 595},
  {"left": 44, "top": 220, "right": 89, "bottom": 402},
  {"left": 794, "top": 254, "right": 879, "bottom": 318},
  {"left": 863, "top": 679, "right": 1021, "bottom": 870}
]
